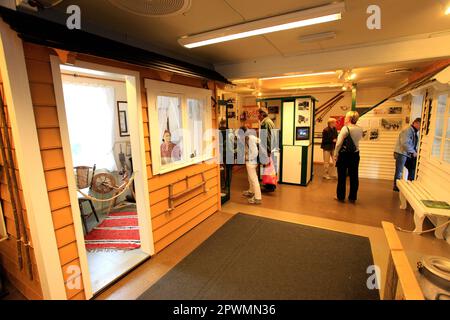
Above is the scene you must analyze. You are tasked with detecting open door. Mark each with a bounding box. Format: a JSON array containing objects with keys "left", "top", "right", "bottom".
[{"left": 50, "top": 57, "right": 153, "bottom": 298}]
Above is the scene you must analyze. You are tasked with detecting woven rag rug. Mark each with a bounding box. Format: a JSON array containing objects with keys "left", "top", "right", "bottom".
[{"left": 84, "top": 211, "right": 141, "bottom": 251}]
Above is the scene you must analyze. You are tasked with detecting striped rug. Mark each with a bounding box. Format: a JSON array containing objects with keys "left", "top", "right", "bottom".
[{"left": 85, "top": 211, "right": 141, "bottom": 251}]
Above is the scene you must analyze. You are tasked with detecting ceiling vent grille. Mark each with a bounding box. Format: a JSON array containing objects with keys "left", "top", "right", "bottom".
[
  {"left": 385, "top": 68, "right": 413, "bottom": 75},
  {"left": 108, "top": 0, "right": 192, "bottom": 17}
]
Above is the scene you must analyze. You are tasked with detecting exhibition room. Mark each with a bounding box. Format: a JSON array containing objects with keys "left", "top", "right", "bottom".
[{"left": 0, "top": 0, "right": 449, "bottom": 302}]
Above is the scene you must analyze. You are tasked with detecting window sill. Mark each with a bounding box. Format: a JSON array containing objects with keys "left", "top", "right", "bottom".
[{"left": 156, "top": 155, "right": 215, "bottom": 176}]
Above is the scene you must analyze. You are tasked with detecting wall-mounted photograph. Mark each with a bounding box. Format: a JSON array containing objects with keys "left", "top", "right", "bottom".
[
  {"left": 268, "top": 106, "right": 279, "bottom": 114},
  {"left": 117, "top": 101, "right": 130, "bottom": 137},
  {"left": 381, "top": 118, "right": 403, "bottom": 130}
]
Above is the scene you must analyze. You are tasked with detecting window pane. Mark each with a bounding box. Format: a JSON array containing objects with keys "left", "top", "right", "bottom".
[
  {"left": 431, "top": 94, "right": 447, "bottom": 158},
  {"left": 187, "top": 98, "right": 205, "bottom": 159},
  {"left": 157, "top": 96, "right": 183, "bottom": 166},
  {"left": 432, "top": 138, "right": 442, "bottom": 157},
  {"left": 447, "top": 116, "right": 450, "bottom": 139},
  {"left": 444, "top": 140, "right": 450, "bottom": 163},
  {"left": 434, "top": 95, "right": 447, "bottom": 135}
]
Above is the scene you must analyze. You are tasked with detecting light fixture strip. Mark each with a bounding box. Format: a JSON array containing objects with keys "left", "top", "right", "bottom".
[
  {"left": 261, "top": 71, "right": 336, "bottom": 81},
  {"left": 179, "top": 2, "right": 345, "bottom": 48},
  {"left": 281, "top": 83, "right": 343, "bottom": 90}
]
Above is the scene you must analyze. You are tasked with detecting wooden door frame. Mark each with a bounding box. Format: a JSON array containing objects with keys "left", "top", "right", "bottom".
[
  {"left": 0, "top": 21, "right": 67, "bottom": 299},
  {"left": 50, "top": 56, "right": 154, "bottom": 299}
]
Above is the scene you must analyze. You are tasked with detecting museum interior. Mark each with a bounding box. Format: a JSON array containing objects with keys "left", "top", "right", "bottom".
[{"left": 0, "top": 0, "right": 449, "bottom": 301}]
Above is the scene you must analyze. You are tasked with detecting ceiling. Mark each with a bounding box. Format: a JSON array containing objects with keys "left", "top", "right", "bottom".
[
  {"left": 27, "top": 0, "right": 450, "bottom": 83},
  {"left": 228, "top": 60, "right": 439, "bottom": 96}
]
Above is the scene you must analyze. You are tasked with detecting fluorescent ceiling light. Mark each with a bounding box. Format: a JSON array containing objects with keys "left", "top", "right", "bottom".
[
  {"left": 261, "top": 71, "right": 336, "bottom": 81},
  {"left": 281, "top": 83, "right": 343, "bottom": 90},
  {"left": 179, "top": 2, "right": 345, "bottom": 48}
]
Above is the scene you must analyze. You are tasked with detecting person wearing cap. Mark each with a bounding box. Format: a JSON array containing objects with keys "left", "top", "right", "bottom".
[{"left": 393, "top": 117, "right": 421, "bottom": 192}]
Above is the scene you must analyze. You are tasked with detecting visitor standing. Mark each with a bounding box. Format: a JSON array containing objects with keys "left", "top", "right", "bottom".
[
  {"left": 321, "top": 118, "right": 338, "bottom": 179},
  {"left": 334, "top": 111, "right": 363, "bottom": 203},
  {"left": 393, "top": 118, "right": 421, "bottom": 192}
]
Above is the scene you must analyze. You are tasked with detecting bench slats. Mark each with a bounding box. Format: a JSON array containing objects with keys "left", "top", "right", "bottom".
[{"left": 397, "top": 180, "right": 450, "bottom": 218}]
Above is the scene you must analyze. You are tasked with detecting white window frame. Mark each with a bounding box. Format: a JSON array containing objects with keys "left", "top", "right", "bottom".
[
  {"left": 429, "top": 90, "right": 450, "bottom": 169},
  {"left": 145, "top": 79, "right": 213, "bottom": 175}
]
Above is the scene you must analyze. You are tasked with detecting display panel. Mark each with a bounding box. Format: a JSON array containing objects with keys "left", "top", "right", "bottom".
[{"left": 296, "top": 127, "right": 310, "bottom": 141}]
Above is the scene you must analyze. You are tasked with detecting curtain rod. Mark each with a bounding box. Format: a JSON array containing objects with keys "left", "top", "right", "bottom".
[{"left": 61, "top": 72, "right": 126, "bottom": 84}]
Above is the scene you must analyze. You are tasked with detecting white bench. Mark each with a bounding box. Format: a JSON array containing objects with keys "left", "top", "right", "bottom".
[{"left": 397, "top": 180, "right": 450, "bottom": 239}]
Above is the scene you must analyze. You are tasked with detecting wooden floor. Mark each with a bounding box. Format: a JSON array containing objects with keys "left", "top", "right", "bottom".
[
  {"left": 88, "top": 249, "right": 149, "bottom": 294},
  {"left": 231, "top": 165, "right": 420, "bottom": 230},
  {"left": 96, "top": 167, "right": 448, "bottom": 300},
  {"left": 4, "top": 166, "right": 448, "bottom": 300}
]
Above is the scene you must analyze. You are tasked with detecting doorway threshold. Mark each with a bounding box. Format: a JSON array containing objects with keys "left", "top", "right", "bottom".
[{"left": 88, "top": 249, "right": 151, "bottom": 298}]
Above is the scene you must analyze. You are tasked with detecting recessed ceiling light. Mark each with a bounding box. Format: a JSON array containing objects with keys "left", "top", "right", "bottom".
[
  {"left": 446, "top": 6, "right": 450, "bottom": 15},
  {"left": 348, "top": 73, "right": 357, "bottom": 81},
  {"left": 261, "top": 71, "right": 336, "bottom": 81},
  {"left": 179, "top": 2, "right": 345, "bottom": 48}
]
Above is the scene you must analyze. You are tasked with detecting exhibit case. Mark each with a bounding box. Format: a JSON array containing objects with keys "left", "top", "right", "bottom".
[{"left": 280, "top": 96, "right": 316, "bottom": 186}]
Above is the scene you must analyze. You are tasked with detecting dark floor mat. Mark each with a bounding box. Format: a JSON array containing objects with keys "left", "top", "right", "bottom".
[{"left": 139, "top": 213, "right": 379, "bottom": 300}]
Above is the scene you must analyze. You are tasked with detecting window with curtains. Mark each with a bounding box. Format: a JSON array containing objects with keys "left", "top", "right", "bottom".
[
  {"left": 62, "top": 82, "right": 117, "bottom": 171},
  {"left": 431, "top": 93, "right": 450, "bottom": 164},
  {"left": 146, "top": 79, "right": 213, "bottom": 175}
]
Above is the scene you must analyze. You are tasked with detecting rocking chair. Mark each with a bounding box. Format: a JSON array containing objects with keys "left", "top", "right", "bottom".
[{"left": 75, "top": 165, "right": 99, "bottom": 234}]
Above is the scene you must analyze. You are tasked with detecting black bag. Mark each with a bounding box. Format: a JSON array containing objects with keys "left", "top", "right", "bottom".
[{"left": 339, "top": 126, "right": 357, "bottom": 154}]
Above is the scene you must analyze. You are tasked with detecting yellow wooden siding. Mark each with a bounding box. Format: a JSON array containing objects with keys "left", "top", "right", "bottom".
[
  {"left": 23, "top": 42, "right": 84, "bottom": 299},
  {"left": 12, "top": 41, "right": 222, "bottom": 299},
  {"left": 0, "top": 72, "right": 44, "bottom": 299}
]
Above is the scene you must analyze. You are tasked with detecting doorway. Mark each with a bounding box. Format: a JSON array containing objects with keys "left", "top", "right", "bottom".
[{"left": 50, "top": 57, "right": 153, "bottom": 298}]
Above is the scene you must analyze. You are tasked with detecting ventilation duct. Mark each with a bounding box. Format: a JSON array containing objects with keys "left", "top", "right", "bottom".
[{"left": 108, "top": 0, "right": 192, "bottom": 17}]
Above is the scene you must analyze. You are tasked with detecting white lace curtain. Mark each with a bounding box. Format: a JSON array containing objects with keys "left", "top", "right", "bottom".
[
  {"left": 157, "top": 96, "right": 182, "bottom": 143},
  {"left": 63, "top": 82, "right": 117, "bottom": 171}
]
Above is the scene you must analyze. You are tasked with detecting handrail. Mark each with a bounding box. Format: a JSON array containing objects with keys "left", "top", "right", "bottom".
[
  {"left": 167, "top": 172, "right": 208, "bottom": 212},
  {"left": 382, "top": 221, "right": 425, "bottom": 300}
]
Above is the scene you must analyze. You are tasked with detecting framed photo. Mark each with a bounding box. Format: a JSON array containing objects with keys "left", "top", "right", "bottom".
[
  {"left": 268, "top": 106, "right": 279, "bottom": 114},
  {"left": 117, "top": 101, "right": 130, "bottom": 137},
  {"left": 381, "top": 118, "right": 402, "bottom": 131}
]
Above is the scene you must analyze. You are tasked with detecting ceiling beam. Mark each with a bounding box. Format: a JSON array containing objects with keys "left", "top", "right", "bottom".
[{"left": 215, "top": 33, "right": 450, "bottom": 79}]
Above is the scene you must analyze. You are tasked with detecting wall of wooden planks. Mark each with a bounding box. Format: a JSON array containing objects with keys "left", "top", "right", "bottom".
[
  {"left": 8, "top": 40, "right": 221, "bottom": 299},
  {"left": 0, "top": 65, "right": 44, "bottom": 299}
]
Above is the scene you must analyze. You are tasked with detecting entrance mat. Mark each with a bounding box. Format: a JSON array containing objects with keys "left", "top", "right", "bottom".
[
  {"left": 85, "top": 211, "right": 140, "bottom": 251},
  {"left": 139, "top": 213, "right": 379, "bottom": 300}
]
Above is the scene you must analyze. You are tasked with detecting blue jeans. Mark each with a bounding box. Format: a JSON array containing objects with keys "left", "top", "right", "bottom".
[{"left": 394, "top": 153, "right": 416, "bottom": 188}]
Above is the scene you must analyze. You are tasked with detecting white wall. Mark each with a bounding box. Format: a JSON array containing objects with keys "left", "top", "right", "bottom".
[
  {"left": 416, "top": 89, "right": 450, "bottom": 241},
  {"left": 238, "top": 86, "right": 408, "bottom": 181}
]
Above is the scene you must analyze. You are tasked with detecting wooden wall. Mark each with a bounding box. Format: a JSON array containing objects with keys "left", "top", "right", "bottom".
[
  {"left": 65, "top": 53, "right": 221, "bottom": 255},
  {"left": 8, "top": 40, "right": 221, "bottom": 299},
  {"left": 22, "top": 42, "right": 85, "bottom": 300},
  {"left": 416, "top": 91, "right": 450, "bottom": 240},
  {"left": 0, "top": 66, "right": 43, "bottom": 299}
]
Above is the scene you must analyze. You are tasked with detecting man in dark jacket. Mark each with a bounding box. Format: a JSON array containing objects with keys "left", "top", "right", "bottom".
[
  {"left": 393, "top": 118, "right": 421, "bottom": 191},
  {"left": 321, "top": 118, "right": 338, "bottom": 179}
]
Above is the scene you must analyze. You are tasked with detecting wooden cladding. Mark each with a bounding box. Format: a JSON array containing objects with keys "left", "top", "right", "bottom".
[
  {"left": 7, "top": 40, "right": 222, "bottom": 300},
  {"left": 0, "top": 79, "right": 43, "bottom": 299},
  {"left": 23, "top": 42, "right": 84, "bottom": 300}
]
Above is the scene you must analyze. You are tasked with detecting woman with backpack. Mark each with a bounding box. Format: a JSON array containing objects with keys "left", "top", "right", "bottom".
[{"left": 334, "top": 111, "right": 363, "bottom": 203}]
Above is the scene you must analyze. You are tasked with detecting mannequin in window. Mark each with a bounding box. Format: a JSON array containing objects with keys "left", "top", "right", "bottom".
[{"left": 161, "top": 130, "right": 181, "bottom": 165}]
